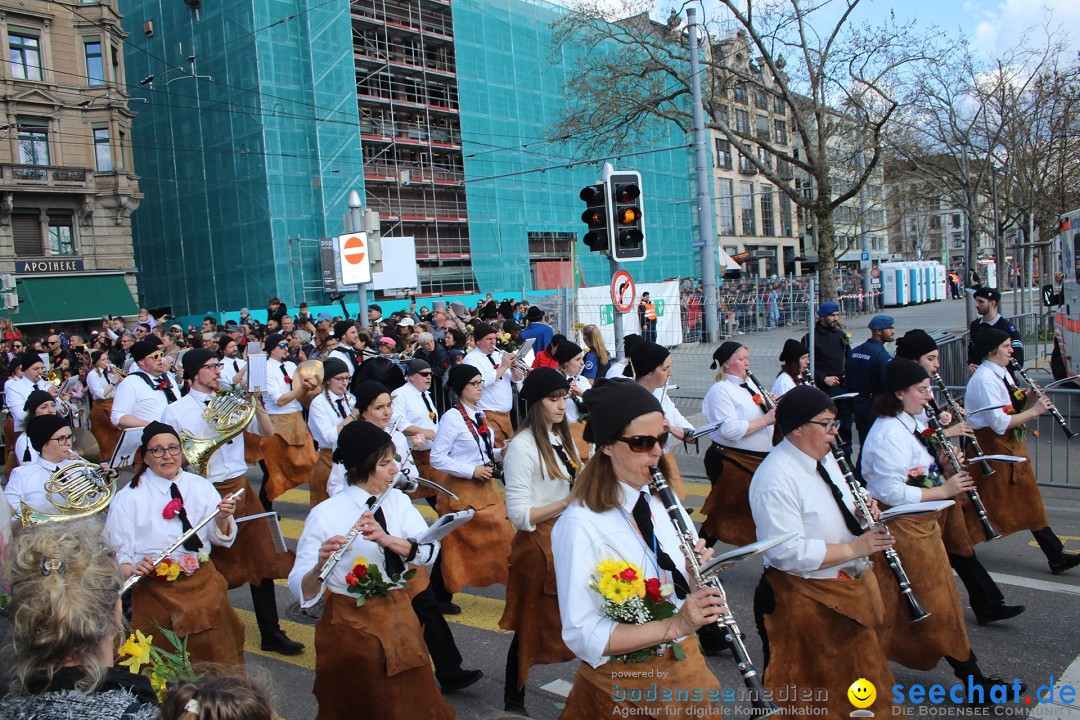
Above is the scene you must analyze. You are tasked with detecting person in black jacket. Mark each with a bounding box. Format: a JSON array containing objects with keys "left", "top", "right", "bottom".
[
  {"left": 802, "top": 301, "right": 853, "bottom": 454},
  {"left": 967, "top": 287, "right": 1023, "bottom": 373}
]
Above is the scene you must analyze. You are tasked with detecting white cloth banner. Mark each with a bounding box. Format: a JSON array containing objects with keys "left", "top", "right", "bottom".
[{"left": 575, "top": 280, "right": 683, "bottom": 349}]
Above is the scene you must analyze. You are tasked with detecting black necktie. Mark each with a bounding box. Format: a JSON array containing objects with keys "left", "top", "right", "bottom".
[
  {"left": 815, "top": 462, "right": 864, "bottom": 537},
  {"left": 1002, "top": 376, "right": 1024, "bottom": 413},
  {"left": 232, "top": 360, "right": 240, "bottom": 374},
  {"left": 631, "top": 493, "right": 689, "bottom": 599},
  {"left": 367, "top": 496, "right": 404, "bottom": 575},
  {"left": 421, "top": 392, "right": 435, "bottom": 417},
  {"left": 335, "top": 397, "right": 348, "bottom": 419},
  {"left": 551, "top": 442, "right": 577, "bottom": 484},
  {"left": 486, "top": 353, "right": 498, "bottom": 369},
  {"left": 280, "top": 364, "right": 291, "bottom": 384},
  {"left": 170, "top": 482, "right": 204, "bottom": 552}
]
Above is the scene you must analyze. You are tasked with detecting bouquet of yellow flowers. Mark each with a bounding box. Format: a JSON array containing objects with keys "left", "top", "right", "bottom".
[
  {"left": 495, "top": 331, "right": 520, "bottom": 353},
  {"left": 590, "top": 558, "right": 682, "bottom": 662},
  {"left": 1004, "top": 389, "right": 1039, "bottom": 442},
  {"left": 117, "top": 626, "right": 200, "bottom": 702}
]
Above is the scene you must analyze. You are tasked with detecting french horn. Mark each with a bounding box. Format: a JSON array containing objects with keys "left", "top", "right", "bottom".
[
  {"left": 180, "top": 388, "right": 258, "bottom": 476},
  {"left": 20, "top": 454, "right": 117, "bottom": 526}
]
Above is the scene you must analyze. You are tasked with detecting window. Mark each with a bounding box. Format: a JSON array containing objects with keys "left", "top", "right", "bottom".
[
  {"left": 755, "top": 115, "right": 770, "bottom": 140},
  {"left": 738, "top": 149, "right": 754, "bottom": 174},
  {"left": 93, "top": 127, "right": 112, "bottom": 171},
  {"left": 17, "top": 120, "right": 49, "bottom": 165},
  {"left": 714, "top": 138, "right": 732, "bottom": 170},
  {"left": 779, "top": 192, "right": 793, "bottom": 237},
  {"left": 735, "top": 110, "right": 750, "bottom": 134},
  {"left": 717, "top": 179, "right": 735, "bottom": 235},
  {"left": 9, "top": 31, "right": 42, "bottom": 80},
  {"left": 117, "top": 129, "right": 126, "bottom": 169},
  {"left": 84, "top": 40, "right": 105, "bottom": 85},
  {"left": 773, "top": 95, "right": 785, "bottom": 115},
  {"left": 760, "top": 185, "right": 775, "bottom": 236},
  {"left": 754, "top": 89, "right": 768, "bottom": 109},
  {"left": 12, "top": 210, "right": 42, "bottom": 255},
  {"left": 740, "top": 181, "right": 755, "bottom": 236},
  {"left": 734, "top": 82, "right": 747, "bottom": 104},
  {"left": 774, "top": 119, "right": 788, "bottom": 145},
  {"left": 757, "top": 146, "right": 772, "bottom": 170},
  {"left": 951, "top": 213, "right": 961, "bottom": 229},
  {"left": 48, "top": 212, "right": 75, "bottom": 255}
]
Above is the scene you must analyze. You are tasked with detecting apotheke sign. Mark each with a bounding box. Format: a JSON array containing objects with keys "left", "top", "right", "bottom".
[{"left": 16, "top": 259, "right": 85, "bottom": 274}]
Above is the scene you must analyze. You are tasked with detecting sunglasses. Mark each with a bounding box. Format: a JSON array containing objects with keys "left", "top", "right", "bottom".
[
  {"left": 416, "top": 371, "right": 432, "bottom": 377},
  {"left": 277, "top": 342, "right": 288, "bottom": 349},
  {"left": 146, "top": 351, "right": 164, "bottom": 360},
  {"left": 617, "top": 432, "right": 670, "bottom": 453}
]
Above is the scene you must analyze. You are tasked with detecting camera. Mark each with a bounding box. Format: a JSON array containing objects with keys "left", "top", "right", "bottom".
[{"left": 488, "top": 463, "right": 504, "bottom": 481}]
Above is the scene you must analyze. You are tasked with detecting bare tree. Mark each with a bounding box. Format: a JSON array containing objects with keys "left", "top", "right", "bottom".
[{"left": 550, "top": 0, "right": 938, "bottom": 301}]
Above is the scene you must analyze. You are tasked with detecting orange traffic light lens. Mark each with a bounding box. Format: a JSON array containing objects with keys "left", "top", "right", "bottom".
[{"left": 618, "top": 207, "right": 641, "bottom": 224}]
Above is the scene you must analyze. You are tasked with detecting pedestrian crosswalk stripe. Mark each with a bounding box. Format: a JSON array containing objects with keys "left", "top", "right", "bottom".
[{"left": 235, "top": 608, "right": 317, "bottom": 670}]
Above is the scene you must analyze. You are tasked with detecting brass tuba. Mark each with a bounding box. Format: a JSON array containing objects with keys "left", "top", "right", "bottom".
[
  {"left": 180, "top": 388, "right": 258, "bottom": 476},
  {"left": 20, "top": 458, "right": 117, "bottom": 526}
]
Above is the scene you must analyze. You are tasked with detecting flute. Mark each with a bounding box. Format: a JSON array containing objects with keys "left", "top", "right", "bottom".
[
  {"left": 829, "top": 442, "right": 930, "bottom": 622},
  {"left": 121, "top": 488, "right": 245, "bottom": 595},
  {"left": 923, "top": 404, "right": 1001, "bottom": 541},
  {"left": 1008, "top": 360, "right": 1077, "bottom": 440},
  {"left": 931, "top": 373, "right": 994, "bottom": 475},
  {"left": 648, "top": 467, "right": 779, "bottom": 716}
]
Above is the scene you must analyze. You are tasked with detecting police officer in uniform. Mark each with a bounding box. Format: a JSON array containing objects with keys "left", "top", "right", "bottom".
[
  {"left": 845, "top": 314, "right": 895, "bottom": 446},
  {"left": 966, "top": 287, "right": 1022, "bottom": 374}
]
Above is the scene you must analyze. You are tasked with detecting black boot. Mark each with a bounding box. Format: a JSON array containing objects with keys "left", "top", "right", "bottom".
[
  {"left": 946, "top": 652, "right": 1025, "bottom": 704},
  {"left": 1032, "top": 528, "right": 1080, "bottom": 574},
  {"left": 503, "top": 634, "right": 529, "bottom": 716},
  {"left": 251, "top": 580, "right": 304, "bottom": 655}
]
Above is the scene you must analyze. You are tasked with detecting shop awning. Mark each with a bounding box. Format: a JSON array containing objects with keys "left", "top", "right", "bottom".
[{"left": 10, "top": 274, "right": 138, "bottom": 326}]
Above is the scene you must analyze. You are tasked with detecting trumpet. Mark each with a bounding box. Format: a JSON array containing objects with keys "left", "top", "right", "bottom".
[
  {"left": 923, "top": 404, "right": 1001, "bottom": 541},
  {"left": 1008, "top": 360, "right": 1077, "bottom": 440},
  {"left": 829, "top": 442, "right": 930, "bottom": 622},
  {"left": 106, "top": 364, "right": 128, "bottom": 378},
  {"left": 648, "top": 466, "right": 778, "bottom": 716},
  {"left": 931, "top": 373, "right": 994, "bottom": 476},
  {"left": 121, "top": 488, "right": 245, "bottom": 595}
]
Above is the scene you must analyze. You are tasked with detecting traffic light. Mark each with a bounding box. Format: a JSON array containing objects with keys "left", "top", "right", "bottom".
[
  {"left": 579, "top": 183, "right": 610, "bottom": 253},
  {"left": 608, "top": 171, "right": 646, "bottom": 261},
  {"left": 0, "top": 274, "right": 17, "bottom": 312}
]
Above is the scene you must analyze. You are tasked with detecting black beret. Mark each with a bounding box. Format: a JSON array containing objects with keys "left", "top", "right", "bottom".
[
  {"left": 518, "top": 367, "right": 569, "bottom": 404},
  {"left": 710, "top": 341, "right": 743, "bottom": 370},
  {"left": 583, "top": 378, "right": 662, "bottom": 446},
  {"left": 973, "top": 328, "right": 1010, "bottom": 362},
  {"left": 130, "top": 339, "right": 160, "bottom": 362},
  {"left": 624, "top": 341, "right": 669, "bottom": 378},
  {"left": 140, "top": 421, "right": 180, "bottom": 448},
  {"left": 23, "top": 389, "right": 55, "bottom": 416},
  {"left": 26, "top": 415, "right": 70, "bottom": 452},
  {"left": 473, "top": 323, "right": 496, "bottom": 342},
  {"left": 777, "top": 386, "right": 837, "bottom": 436},
  {"left": 182, "top": 348, "right": 216, "bottom": 380},
  {"left": 448, "top": 364, "right": 481, "bottom": 394},
  {"left": 321, "top": 357, "right": 349, "bottom": 381},
  {"left": 217, "top": 334, "right": 235, "bottom": 354},
  {"left": 779, "top": 339, "right": 809, "bottom": 363},
  {"left": 19, "top": 353, "right": 44, "bottom": 371},
  {"left": 90, "top": 350, "right": 106, "bottom": 365},
  {"left": 481, "top": 301, "right": 499, "bottom": 319},
  {"left": 623, "top": 333, "right": 642, "bottom": 354},
  {"left": 406, "top": 358, "right": 431, "bottom": 375},
  {"left": 973, "top": 287, "right": 1001, "bottom": 304},
  {"left": 333, "top": 320, "right": 355, "bottom": 339},
  {"left": 884, "top": 358, "right": 930, "bottom": 393},
  {"left": 265, "top": 333, "right": 285, "bottom": 349},
  {"left": 353, "top": 381, "right": 390, "bottom": 413},
  {"left": 553, "top": 341, "right": 583, "bottom": 365},
  {"left": 895, "top": 330, "right": 938, "bottom": 361},
  {"left": 333, "top": 420, "right": 393, "bottom": 471},
  {"left": 526, "top": 306, "right": 544, "bottom": 322}
]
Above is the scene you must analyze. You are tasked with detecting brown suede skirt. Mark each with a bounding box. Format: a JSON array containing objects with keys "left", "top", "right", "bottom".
[
  {"left": 434, "top": 474, "right": 514, "bottom": 593},
  {"left": 568, "top": 421, "right": 592, "bottom": 465},
  {"left": 261, "top": 412, "right": 317, "bottom": 501},
  {"left": 211, "top": 476, "right": 295, "bottom": 589},
  {"left": 409, "top": 448, "right": 439, "bottom": 501},
  {"left": 484, "top": 409, "right": 514, "bottom": 449},
  {"left": 89, "top": 398, "right": 122, "bottom": 462},
  {"left": 499, "top": 518, "right": 574, "bottom": 688},
  {"left": 130, "top": 559, "right": 244, "bottom": 671},
  {"left": 314, "top": 591, "right": 453, "bottom": 720},
  {"left": 242, "top": 430, "right": 263, "bottom": 465},
  {"left": 700, "top": 444, "right": 766, "bottom": 547},
  {"left": 965, "top": 428, "right": 1049, "bottom": 543},
  {"left": 308, "top": 448, "right": 333, "bottom": 508}
]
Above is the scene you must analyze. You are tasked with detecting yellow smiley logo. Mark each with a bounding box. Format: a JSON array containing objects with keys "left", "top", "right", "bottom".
[{"left": 847, "top": 678, "right": 876, "bottom": 709}]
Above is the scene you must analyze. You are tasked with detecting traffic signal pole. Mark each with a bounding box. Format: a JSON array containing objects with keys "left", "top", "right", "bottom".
[{"left": 688, "top": 8, "right": 719, "bottom": 343}]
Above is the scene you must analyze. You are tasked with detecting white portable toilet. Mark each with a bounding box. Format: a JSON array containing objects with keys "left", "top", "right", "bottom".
[
  {"left": 920, "top": 262, "right": 935, "bottom": 302},
  {"left": 933, "top": 263, "right": 946, "bottom": 301},
  {"left": 982, "top": 262, "right": 998, "bottom": 289},
  {"left": 907, "top": 263, "right": 923, "bottom": 304},
  {"left": 882, "top": 262, "right": 909, "bottom": 307}
]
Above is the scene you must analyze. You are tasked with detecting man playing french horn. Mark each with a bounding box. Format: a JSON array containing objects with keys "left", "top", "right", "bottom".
[{"left": 161, "top": 347, "right": 305, "bottom": 656}]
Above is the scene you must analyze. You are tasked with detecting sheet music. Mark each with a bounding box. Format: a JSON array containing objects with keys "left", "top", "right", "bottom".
[
  {"left": 235, "top": 511, "right": 288, "bottom": 553},
  {"left": 247, "top": 353, "right": 268, "bottom": 392},
  {"left": 109, "top": 427, "right": 144, "bottom": 470}
]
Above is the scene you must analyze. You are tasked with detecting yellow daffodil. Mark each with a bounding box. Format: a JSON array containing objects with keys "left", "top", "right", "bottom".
[{"left": 117, "top": 629, "right": 154, "bottom": 675}]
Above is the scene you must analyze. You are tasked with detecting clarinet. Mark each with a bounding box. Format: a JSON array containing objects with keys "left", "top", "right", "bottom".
[
  {"left": 932, "top": 373, "right": 994, "bottom": 476},
  {"left": 829, "top": 443, "right": 930, "bottom": 623},
  {"left": 648, "top": 467, "right": 779, "bottom": 716},
  {"left": 746, "top": 372, "right": 776, "bottom": 411},
  {"left": 1008, "top": 360, "right": 1077, "bottom": 440},
  {"left": 800, "top": 369, "right": 813, "bottom": 386},
  {"left": 924, "top": 404, "right": 1001, "bottom": 541}
]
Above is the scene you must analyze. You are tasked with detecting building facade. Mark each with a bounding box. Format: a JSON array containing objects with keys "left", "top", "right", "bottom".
[{"left": 0, "top": 0, "right": 140, "bottom": 326}]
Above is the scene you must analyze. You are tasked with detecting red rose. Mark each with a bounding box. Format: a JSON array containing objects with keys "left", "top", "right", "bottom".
[
  {"left": 619, "top": 567, "right": 638, "bottom": 582},
  {"left": 477, "top": 424, "right": 490, "bottom": 435},
  {"left": 353, "top": 564, "right": 368, "bottom": 579},
  {"left": 344, "top": 573, "right": 357, "bottom": 585},
  {"left": 752, "top": 394, "right": 763, "bottom": 404},
  {"left": 645, "top": 577, "right": 662, "bottom": 603},
  {"left": 921, "top": 429, "right": 934, "bottom": 437},
  {"left": 162, "top": 498, "right": 184, "bottom": 520}
]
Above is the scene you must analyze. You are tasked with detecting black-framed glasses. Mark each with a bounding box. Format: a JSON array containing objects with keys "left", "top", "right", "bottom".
[
  {"left": 147, "top": 444, "right": 183, "bottom": 458},
  {"left": 617, "top": 432, "right": 670, "bottom": 453},
  {"left": 201, "top": 362, "right": 224, "bottom": 371},
  {"left": 50, "top": 433, "right": 75, "bottom": 445},
  {"left": 332, "top": 374, "right": 352, "bottom": 382},
  {"left": 805, "top": 419, "right": 841, "bottom": 432},
  {"left": 466, "top": 379, "right": 484, "bottom": 388}
]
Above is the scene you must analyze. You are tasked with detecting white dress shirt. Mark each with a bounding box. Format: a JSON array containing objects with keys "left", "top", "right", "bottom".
[
  {"left": 965, "top": 362, "right": 1014, "bottom": 435},
  {"left": 328, "top": 346, "right": 359, "bottom": 375},
  {"left": 4, "top": 456, "right": 79, "bottom": 515},
  {"left": 104, "top": 468, "right": 236, "bottom": 566},
  {"left": 110, "top": 372, "right": 181, "bottom": 425},
  {"left": 287, "top": 482, "right": 437, "bottom": 608},
  {"left": 220, "top": 357, "right": 247, "bottom": 390},
  {"left": 464, "top": 348, "right": 513, "bottom": 413},
  {"left": 564, "top": 374, "right": 592, "bottom": 423},
  {"left": 861, "top": 414, "right": 936, "bottom": 508},
  {"left": 503, "top": 428, "right": 573, "bottom": 532},
  {"left": 5, "top": 376, "right": 51, "bottom": 431},
  {"left": 653, "top": 384, "right": 692, "bottom": 452},
  {"left": 392, "top": 382, "right": 438, "bottom": 449},
  {"left": 606, "top": 360, "right": 629, "bottom": 379},
  {"left": 431, "top": 402, "right": 500, "bottom": 479},
  {"left": 307, "top": 389, "right": 355, "bottom": 449},
  {"left": 265, "top": 358, "right": 302, "bottom": 415},
  {"left": 749, "top": 438, "right": 863, "bottom": 579},
  {"left": 771, "top": 372, "right": 797, "bottom": 398},
  {"left": 161, "top": 390, "right": 254, "bottom": 483},
  {"left": 87, "top": 367, "right": 120, "bottom": 400},
  {"left": 552, "top": 481, "right": 694, "bottom": 668},
  {"left": 701, "top": 375, "right": 773, "bottom": 452}
]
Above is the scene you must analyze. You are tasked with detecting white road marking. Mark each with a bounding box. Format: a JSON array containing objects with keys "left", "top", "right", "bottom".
[{"left": 989, "top": 572, "right": 1080, "bottom": 597}]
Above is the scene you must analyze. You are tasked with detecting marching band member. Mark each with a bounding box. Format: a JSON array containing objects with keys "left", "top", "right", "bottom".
[
  {"left": 391, "top": 359, "right": 442, "bottom": 503},
  {"left": 500, "top": 368, "right": 579, "bottom": 715},
  {"left": 328, "top": 320, "right": 363, "bottom": 376},
  {"left": 860, "top": 359, "right": 1016, "bottom": 691},
  {"left": 260, "top": 333, "right": 319, "bottom": 506},
  {"left": 552, "top": 379, "right": 726, "bottom": 718},
  {"left": 895, "top": 330, "right": 974, "bottom": 439},
  {"left": 964, "top": 329, "right": 1080, "bottom": 574},
  {"left": 4, "top": 415, "right": 85, "bottom": 518},
  {"left": 553, "top": 340, "right": 592, "bottom": 462},
  {"left": 111, "top": 340, "right": 182, "bottom": 428},
  {"left": 307, "top": 358, "right": 359, "bottom": 507},
  {"left": 218, "top": 335, "right": 247, "bottom": 390},
  {"left": 770, "top": 339, "right": 809, "bottom": 397},
  {"left": 430, "top": 365, "right": 514, "bottom": 610},
  {"left": 463, "top": 323, "right": 523, "bottom": 448},
  {"left": 5, "top": 353, "right": 60, "bottom": 445},
  {"left": 750, "top": 385, "right": 896, "bottom": 717},
  {"left": 87, "top": 350, "right": 123, "bottom": 460},
  {"left": 967, "top": 287, "right": 1024, "bottom": 373},
  {"left": 12, "top": 391, "right": 61, "bottom": 466},
  {"left": 160, "top": 348, "right": 303, "bottom": 657},
  {"left": 700, "top": 341, "right": 776, "bottom": 547},
  {"left": 605, "top": 333, "right": 640, "bottom": 379},
  {"left": 288, "top": 421, "right": 454, "bottom": 720},
  {"left": 105, "top": 422, "right": 244, "bottom": 668}
]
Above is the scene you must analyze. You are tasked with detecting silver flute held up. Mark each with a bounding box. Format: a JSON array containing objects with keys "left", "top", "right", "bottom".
[
  {"left": 932, "top": 373, "right": 994, "bottom": 476},
  {"left": 120, "top": 488, "right": 245, "bottom": 595},
  {"left": 923, "top": 404, "right": 1001, "bottom": 541},
  {"left": 1008, "top": 360, "right": 1077, "bottom": 440},
  {"left": 647, "top": 466, "right": 779, "bottom": 716},
  {"left": 829, "top": 442, "right": 930, "bottom": 623}
]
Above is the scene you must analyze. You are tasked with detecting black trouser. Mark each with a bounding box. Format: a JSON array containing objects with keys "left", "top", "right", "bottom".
[
  {"left": 1032, "top": 527, "right": 1067, "bottom": 563},
  {"left": 852, "top": 396, "right": 874, "bottom": 448},
  {"left": 250, "top": 578, "right": 282, "bottom": 638},
  {"left": 411, "top": 586, "right": 464, "bottom": 681},
  {"left": 752, "top": 573, "right": 775, "bottom": 669},
  {"left": 948, "top": 552, "right": 1004, "bottom": 614},
  {"left": 257, "top": 460, "right": 273, "bottom": 512},
  {"left": 428, "top": 553, "right": 453, "bottom": 603},
  {"left": 504, "top": 633, "right": 525, "bottom": 707}
]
